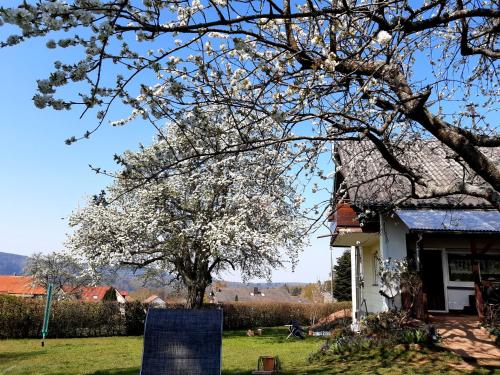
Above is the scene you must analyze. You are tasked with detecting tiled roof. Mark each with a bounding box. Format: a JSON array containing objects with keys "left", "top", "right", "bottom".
[
  {"left": 335, "top": 140, "right": 500, "bottom": 208},
  {"left": 211, "top": 287, "right": 305, "bottom": 303},
  {"left": 78, "top": 286, "right": 114, "bottom": 302},
  {"left": 0, "top": 276, "right": 46, "bottom": 296},
  {"left": 143, "top": 295, "right": 164, "bottom": 304}
]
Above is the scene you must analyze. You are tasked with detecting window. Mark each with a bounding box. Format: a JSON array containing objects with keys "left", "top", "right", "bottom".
[
  {"left": 480, "top": 255, "right": 500, "bottom": 281},
  {"left": 448, "top": 254, "right": 473, "bottom": 282},
  {"left": 448, "top": 253, "right": 500, "bottom": 282}
]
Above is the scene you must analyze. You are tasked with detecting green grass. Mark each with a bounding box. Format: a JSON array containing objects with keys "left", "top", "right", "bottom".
[{"left": 0, "top": 328, "right": 497, "bottom": 374}]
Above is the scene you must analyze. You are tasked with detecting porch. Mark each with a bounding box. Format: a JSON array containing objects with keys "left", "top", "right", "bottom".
[
  {"left": 430, "top": 314, "right": 500, "bottom": 367},
  {"left": 330, "top": 206, "right": 500, "bottom": 326}
]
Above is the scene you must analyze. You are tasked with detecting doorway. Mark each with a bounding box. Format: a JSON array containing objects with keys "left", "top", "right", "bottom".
[{"left": 421, "top": 250, "right": 446, "bottom": 311}]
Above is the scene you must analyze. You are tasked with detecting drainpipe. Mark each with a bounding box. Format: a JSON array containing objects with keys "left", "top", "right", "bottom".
[
  {"left": 351, "top": 245, "right": 359, "bottom": 331},
  {"left": 415, "top": 233, "right": 423, "bottom": 273},
  {"left": 415, "top": 232, "right": 426, "bottom": 320}
]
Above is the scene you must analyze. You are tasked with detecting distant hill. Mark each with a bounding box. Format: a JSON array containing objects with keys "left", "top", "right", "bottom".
[
  {"left": 0, "top": 252, "right": 308, "bottom": 296},
  {"left": 0, "top": 252, "right": 27, "bottom": 275}
]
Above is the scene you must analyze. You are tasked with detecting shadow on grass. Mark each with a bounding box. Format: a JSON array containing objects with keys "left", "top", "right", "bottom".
[
  {"left": 90, "top": 367, "right": 140, "bottom": 375},
  {"left": 0, "top": 351, "right": 44, "bottom": 362},
  {"left": 307, "top": 346, "right": 498, "bottom": 375},
  {"left": 224, "top": 327, "right": 289, "bottom": 338},
  {"left": 222, "top": 369, "right": 331, "bottom": 375},
  {"left": 223, "top": 327, "right": 321, "bottom": 346}
]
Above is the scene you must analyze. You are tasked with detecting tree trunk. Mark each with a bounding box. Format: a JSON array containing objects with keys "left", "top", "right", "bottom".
[{"left": 185, "top": 283, "right": 208, "bottom": 309}]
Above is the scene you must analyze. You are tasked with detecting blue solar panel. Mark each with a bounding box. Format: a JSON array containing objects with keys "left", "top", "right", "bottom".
[
  {"left": 140, "top": 308, "right": 222, "bottom": 375},
  {"left": 396, "top": 209, "right": 500, "bottom": 232}
]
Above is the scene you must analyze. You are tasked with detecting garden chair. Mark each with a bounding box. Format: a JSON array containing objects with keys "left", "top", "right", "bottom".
[
  {"left": 140, "top": 308, "right": 223, "bottom": 375},
  {"left": 285, "top": 320, "right": 306, "bottom": 340}
]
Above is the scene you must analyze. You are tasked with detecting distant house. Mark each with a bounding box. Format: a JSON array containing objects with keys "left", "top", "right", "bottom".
[
  {"left": 0, "top": 275, "right": 45, "bottom": 298},
  {"left": 77, "top": 286, "right": 127, "bottom": 303},
  {"left": 330, "top": 141, "right": 500, "bottom": 328},
  {"left": 0, "top": 276, "right": 129, "bottom": 304},
  {"left": 143, "top": 295, "right": 166, "bottom": 307},
  {"left": 211, "top": 286, "right": 305, "bottom": 303},
  {"left": 120, "top": 290, "right": 135, "bottom": 302}
]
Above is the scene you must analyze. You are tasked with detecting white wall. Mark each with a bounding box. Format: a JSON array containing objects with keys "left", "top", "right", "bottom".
[
  {"left": 378, "top": 214, "right": 409, "bottom": 311},
  {"left": 351, "top": 214, "right": 411, "bottom": 317},
  {"left": 380, "top": 214, "right": 408, "bottom": 260},
  {"left": 361, "top": 243, "right": 384, "bottom": 313}
]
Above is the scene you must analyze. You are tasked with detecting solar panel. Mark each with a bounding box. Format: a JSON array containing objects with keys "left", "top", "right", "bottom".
[{"left": 140, "top": 308, "right": 223, "bottom": 375}]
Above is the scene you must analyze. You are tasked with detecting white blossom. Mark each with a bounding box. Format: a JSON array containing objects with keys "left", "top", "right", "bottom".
[{"left": 376, "top": 30, "right": 392, "bottom": 45}]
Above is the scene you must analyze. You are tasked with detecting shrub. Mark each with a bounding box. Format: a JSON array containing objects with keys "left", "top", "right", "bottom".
[
  {"left": 0, "top": 295, "right": 143, "bottom": 339},
  {"left": 125, "top": 301, "right": 147, "bottom": 336},
  {"left": 310, "top": 317, "right": 351, "bottom": 333},
  {"left": 221, "top": 301, "right": 351, "bottom": 329},
  {"left": 484, "top": 304, "right": 500, "bottom": 342},
  {"left": 0, "top": 295, "right": 350, "bottom": 338},
  {"left": 361, "top": 310, "right": 411, "bottom": 335}
]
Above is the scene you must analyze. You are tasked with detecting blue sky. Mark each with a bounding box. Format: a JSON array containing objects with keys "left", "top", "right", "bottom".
[{"left": 0, "top": 33, "right": 341, "bottom": 283}]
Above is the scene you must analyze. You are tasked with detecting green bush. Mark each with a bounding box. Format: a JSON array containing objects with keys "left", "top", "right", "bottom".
[
  {"left": 0, "top": 295, "right": 133, "bottom": 339},
  {"left": 221, "top": 301, "right": 351, "bottom": 329},
  {"left": 0, "top": 295, "right": 350, "bottom": 338},
  {"left": 125, "top": 301, "right": 147, "bottom": 335}
]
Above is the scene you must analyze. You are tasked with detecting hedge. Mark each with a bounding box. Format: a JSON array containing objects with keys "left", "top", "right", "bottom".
[
  {"left": 0, "top": 295, "right": 350, "bottom": 339},
  {"left": 221, "top": 301, "right": 351, "bottom": 329},
  {"left": 0, "top": 295, "right": 132, "bottom": 339}
]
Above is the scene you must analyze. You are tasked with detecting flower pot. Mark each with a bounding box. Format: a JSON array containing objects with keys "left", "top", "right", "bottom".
[{"left": 262, "top": 357, "right": 276, "bottom": 371}]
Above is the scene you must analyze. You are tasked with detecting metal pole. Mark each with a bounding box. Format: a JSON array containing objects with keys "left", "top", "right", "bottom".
[
  {"left": 330, "top": 249, "right": 334, "bottom": 301},
  {"left": 41, "top": 283, "right": 54, "bottom": 347}
]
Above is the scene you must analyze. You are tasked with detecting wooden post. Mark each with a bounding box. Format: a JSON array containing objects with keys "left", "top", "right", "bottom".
[
  {"left": 471, "top": 239, "right": 485, "bottom": 321},
  {"left": 413, "top": 233, "right": 427, "bottom": 320}
]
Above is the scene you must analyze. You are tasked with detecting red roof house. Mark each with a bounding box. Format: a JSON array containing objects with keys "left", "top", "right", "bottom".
[
  {"left": 0, "top": 276, "right": 46, "bottom": 297},
  {"left": 77, "top": 286, "right": 127, "bottom": 303}
]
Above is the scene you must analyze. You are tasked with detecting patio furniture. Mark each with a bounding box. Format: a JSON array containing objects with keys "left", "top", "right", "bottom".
[
  {"left": 140, "top": 308, "right": 223, "bottom": 375},
  {"left": 285, "top": 320, "right": 306, "bottom": 340}
]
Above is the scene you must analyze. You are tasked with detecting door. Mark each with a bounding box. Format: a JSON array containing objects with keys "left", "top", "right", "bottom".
[{"left": 421, "top": 250, "right": 446, "bottom": 311}]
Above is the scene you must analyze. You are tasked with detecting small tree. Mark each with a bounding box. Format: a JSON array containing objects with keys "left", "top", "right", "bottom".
[
  {"left": 24, "top": 251, "right": 93, "bottom": 299},
  {"left": 68, "top": 106, "right": 306, "bottom": 308},
  {"left": 378, "top": 258, "right": 422, "bottom": 322},
  {"left": 301, "top": 283, "right": 323, "bottom": 303},
  {"left": 332, "top": 250, "right": 351, "bottom": 301}
]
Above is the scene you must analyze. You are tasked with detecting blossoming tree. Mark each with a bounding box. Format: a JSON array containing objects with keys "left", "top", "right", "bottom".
[
  {"left": 1, "top": 0, "right": 499, "bottom": 208},
  {"left": 25, "top": 251, "right": 94, "bottom": 299},
  {"left": 68, "top": 106, "right": 306, "bottom": 308}
]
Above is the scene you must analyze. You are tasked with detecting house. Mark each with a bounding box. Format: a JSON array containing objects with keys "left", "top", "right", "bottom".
[
  {"left": 0, "top": 275, "right": 46, "bottom": 298},
  {"left": 0, "top": 276, "right": 129, "bottom": 303},
  {"left": 143, "top": 295, "right": 166, "bottom": 307},
  {"left": 120, "top": 290, "right": 135, "bottom": 302},
  {"left": 210, "top": 286, "right": 305, "bottom": 303},
  {"left": 77, "top": 286, "right": 127, "bottom": 303},
  {"left": 329, "top": 141, "right": 500, "bottom": 329}
]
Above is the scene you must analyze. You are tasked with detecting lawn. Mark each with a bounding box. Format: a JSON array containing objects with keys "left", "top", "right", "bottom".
[{"left": 0, "top": 328, "right": 497, "bottom": 375}]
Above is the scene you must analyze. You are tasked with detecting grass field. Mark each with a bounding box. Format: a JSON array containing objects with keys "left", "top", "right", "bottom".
[{"left": 0, "top": 328, "right": 498, "bottom": 374}]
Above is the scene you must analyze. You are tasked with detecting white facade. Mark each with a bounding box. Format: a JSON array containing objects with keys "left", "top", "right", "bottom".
[
  {"left": 345, "top": 213, "right": 500, "bottom": 327},
  {"left": 349, "top": 214, "right": 407, "bottom": 327}
]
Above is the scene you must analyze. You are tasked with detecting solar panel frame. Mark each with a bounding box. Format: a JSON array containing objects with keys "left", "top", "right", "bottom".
[{"left": 140, "top": 308, "right": 223, "bottom": 375}]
